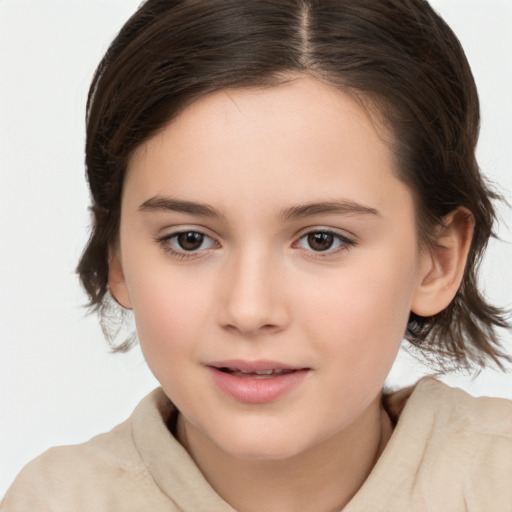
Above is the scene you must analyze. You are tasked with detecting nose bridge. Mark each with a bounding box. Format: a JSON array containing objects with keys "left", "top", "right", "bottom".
[{"left": 218, "top": 243, "right": 287, "bottom": 335}]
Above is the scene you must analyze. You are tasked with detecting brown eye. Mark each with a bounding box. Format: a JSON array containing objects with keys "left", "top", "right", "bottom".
[
  {"left": 307, "top": 232, "right": 334, "bottom": 251},
  {"left": 159, "top": 230, "right": 217, "bottom": 258},
  {"left": 295, "top": 230, "right": 354, "bottom": 255},
  {"left": 177, "top": 232, "right": 205, "bottom": 251}
]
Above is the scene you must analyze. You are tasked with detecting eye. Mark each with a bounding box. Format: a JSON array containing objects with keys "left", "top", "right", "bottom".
[
  {"left": 295, "top": 230, "right": 354, "bottom": 253},
  {"left": 159, "top": 230, "right": 217, "bottom": 256},
  {"left": 175, "top": 231, "right": 208, "bottom": 251}
]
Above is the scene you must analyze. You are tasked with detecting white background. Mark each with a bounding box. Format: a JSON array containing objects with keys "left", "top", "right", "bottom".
[{"left": 1, "top": 0, "right": 511, "bottom": 497}]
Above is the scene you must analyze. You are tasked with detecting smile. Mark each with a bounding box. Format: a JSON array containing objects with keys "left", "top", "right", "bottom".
[
  {"left": 219, "top": 368, "right": 296, "bottom": 379},
  {"left": 207, "top": 360, "right": 310, "bottom": 403}
]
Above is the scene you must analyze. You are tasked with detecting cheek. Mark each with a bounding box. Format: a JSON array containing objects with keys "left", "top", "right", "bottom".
[
  {"left": 295, "top": 252, "right": 418, "bottom": 376},
  {"left": 123, "top": 257, "right": 211, "bottom": 365}
]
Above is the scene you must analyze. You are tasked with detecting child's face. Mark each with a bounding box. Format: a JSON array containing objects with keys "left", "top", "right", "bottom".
[{"left": 111, "top": 76, "right": 431, "bottom": 460}]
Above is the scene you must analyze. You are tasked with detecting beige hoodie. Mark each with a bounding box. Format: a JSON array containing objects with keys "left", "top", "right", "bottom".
[{"left": 2, "top": 378, "right": 512, "bottom": 511}]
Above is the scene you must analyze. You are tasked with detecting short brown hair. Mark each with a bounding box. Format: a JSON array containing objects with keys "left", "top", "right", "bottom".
[{"left": 78, "top": 0, "right": 510, "bottom": 369}]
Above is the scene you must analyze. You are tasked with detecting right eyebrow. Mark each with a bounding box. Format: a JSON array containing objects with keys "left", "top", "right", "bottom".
[{"left": 138, "top": 196, "right": 224, "bottom": 218}]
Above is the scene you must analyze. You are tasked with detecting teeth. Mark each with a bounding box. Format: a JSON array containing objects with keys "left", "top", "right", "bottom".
[
  {"left": 230, "top": 368, "right": 292, "bottom": 375},
  {"left": 237, "top": 369, "right": 274, "bottom": 374}
]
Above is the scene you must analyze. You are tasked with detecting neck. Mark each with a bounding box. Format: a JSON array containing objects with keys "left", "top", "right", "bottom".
[{"left": 177, "top": 394, "right": 393, "bottom": 512}]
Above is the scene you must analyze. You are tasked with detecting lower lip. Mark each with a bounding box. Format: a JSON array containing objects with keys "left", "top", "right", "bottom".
[{"left": 207, "top": 367, "right": 309, "bottom": 404}]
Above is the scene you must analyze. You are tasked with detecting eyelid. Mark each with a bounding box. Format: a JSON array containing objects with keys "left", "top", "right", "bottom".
[{"left": 293, "top": 225, "right": 356, "bottom": 241}]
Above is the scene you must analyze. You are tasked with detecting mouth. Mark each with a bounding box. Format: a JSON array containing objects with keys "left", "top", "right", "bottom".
[
  {"left": 208, "top": 360, "right": 307, "bottom": 378},
  {"left": 206, "top": 360, "right": 310, "bottom": 403},
  {"left": 215, "top": 367, "right": 297, "bottom": 379}
]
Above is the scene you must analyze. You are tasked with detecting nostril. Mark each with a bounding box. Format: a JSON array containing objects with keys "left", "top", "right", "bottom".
[{"left": 223, "top": 322, "right": 282, "bottom": 336}]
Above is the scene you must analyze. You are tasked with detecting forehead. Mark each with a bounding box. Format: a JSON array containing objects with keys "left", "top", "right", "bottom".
[{"left": 125, "top": 76, "right": 412, "bottom": 220}]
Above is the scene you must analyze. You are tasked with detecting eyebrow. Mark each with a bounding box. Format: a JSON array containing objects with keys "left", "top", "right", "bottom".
[
  {"left": 139, "top": 196, "right": 223, "bottom": 218},
  {"left": 280, "top": 200, "right": 379, "bottom": 221},
  {"left": 138, "top": 195, "right": 379, "bottom": 220}
]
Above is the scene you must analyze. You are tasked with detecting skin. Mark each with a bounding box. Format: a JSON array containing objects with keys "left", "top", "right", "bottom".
[{"left": 110, "top": 76, "right": 473, "bottom": 511}]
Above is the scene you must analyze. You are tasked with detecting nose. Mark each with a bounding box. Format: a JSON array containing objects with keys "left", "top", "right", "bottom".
[{"left": 217, "top": 249, "right": 290, "bottom": 337}]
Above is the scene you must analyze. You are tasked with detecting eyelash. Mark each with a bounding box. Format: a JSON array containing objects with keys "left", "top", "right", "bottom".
[{"left": 157, "top": 228, "right": 356, "bottom": 260}]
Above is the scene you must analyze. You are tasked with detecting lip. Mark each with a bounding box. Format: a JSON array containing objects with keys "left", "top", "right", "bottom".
[
  {"left": 209, "top": 359, "right": 302, "bottom": 372},
  {"left": 207, "top": 360, "right": 310, "bottom": 404}
]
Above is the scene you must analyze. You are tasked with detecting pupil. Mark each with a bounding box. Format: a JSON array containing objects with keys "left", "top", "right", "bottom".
[
  {"left": 308, "top": 232, "right": 334, "bottom": 251},
  {"left": 178, "top": 232, "right": 204, "bottom": 251}
]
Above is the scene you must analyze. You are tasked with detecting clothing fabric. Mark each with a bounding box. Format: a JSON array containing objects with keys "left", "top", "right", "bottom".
[{"left": 2, "top": 378, "right": 512, "bottom": 511}]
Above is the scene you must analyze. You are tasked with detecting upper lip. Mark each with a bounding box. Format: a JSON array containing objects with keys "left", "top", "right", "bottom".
[{"left": 207, "top": 360, "right": 306, "bottom": 372}]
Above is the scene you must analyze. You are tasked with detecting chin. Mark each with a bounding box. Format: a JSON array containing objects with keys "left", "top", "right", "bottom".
[{"left": 214, "top": 429, "right": 314, "bottom": 462}]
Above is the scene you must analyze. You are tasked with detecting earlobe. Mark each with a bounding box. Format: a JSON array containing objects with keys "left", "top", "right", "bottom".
[
  {"left": 411, "top": 208, "right": 474, "bottom": 317},
  {"left": 108, "top": 248, "right": 133, "bottom": 310}
]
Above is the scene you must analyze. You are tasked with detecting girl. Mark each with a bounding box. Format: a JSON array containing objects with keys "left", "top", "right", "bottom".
[{"left": 2, "top": 0, "right": 511, "bottom": 510}]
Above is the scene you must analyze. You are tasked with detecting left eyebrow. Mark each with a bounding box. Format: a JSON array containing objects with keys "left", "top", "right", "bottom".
[{"left": 280, "top": 200, "right": 380, "bottom": 221}]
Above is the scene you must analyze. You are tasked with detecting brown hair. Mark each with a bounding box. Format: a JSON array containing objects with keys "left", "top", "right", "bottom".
[{"left": 77, "top": 0, "right": 510, "bottom": 369}]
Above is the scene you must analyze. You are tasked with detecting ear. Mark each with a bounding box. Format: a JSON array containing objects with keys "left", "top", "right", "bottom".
[
  {"left": 108, "top": 247, "right": 133, "bottom": 310},
  {"left": 411, "top": 207, "right": 474, "bottom": 317}
]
